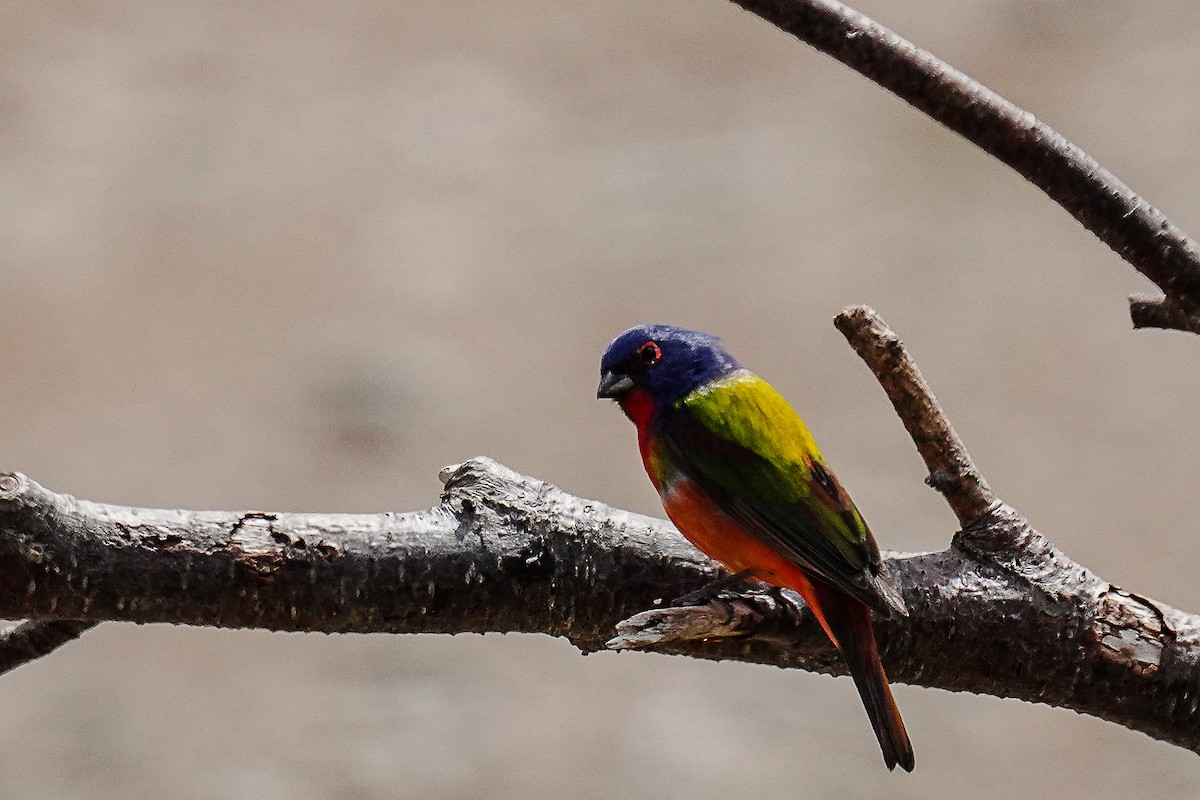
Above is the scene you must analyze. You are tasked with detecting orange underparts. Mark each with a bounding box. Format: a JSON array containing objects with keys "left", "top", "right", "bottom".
[{"left": 661, "top": 476, "right": 842, "bottom": 648}]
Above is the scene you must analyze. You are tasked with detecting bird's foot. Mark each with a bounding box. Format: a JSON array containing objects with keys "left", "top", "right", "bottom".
[{"left": 671, "top": 569, "right": 757, "bottom": 607}]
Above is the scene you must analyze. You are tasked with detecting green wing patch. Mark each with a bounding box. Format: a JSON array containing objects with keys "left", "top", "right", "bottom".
[{"left": 662, "top": 372, "right": 892, "bottom": 612}]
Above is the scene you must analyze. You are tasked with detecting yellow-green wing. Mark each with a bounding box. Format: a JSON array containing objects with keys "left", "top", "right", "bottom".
[{"left": 659, "top": 372, "right": 902, "bottom": 615}]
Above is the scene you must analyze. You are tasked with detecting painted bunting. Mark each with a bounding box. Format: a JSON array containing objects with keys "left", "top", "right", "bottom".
[{"left": 597, "top": 323, "right": 914, "bottom": 772}]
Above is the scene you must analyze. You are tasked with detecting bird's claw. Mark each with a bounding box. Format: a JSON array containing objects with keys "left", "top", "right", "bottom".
[{"left": 670, "top": 569, "right": 757, "bottom": 607}]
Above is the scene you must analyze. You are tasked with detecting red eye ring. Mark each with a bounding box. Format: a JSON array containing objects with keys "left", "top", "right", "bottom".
[{"left": 638, "top": 341, "right": 661, "bottom": 365}]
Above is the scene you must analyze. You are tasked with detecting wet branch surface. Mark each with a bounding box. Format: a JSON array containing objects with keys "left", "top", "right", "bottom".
[{"left": 3, "top": 308, "right": 1200, "bottom": 755}]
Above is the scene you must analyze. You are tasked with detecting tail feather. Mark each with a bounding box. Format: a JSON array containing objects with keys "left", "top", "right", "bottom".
[{"left": 820, "top": 585, "right": 915, "bottom": 772}]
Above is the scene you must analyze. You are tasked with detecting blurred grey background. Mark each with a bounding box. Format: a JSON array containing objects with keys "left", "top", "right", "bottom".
[{"left": 3, "top": 2, "right": 1199, "bottom": 797}]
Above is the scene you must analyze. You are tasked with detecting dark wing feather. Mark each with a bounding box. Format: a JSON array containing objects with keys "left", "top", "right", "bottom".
[{"left": 658, "top": 381, "right": 905, "bottom": 616}]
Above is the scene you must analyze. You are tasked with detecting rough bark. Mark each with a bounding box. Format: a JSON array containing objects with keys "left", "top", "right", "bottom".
[
  {"left": 2, "top": 458, "right": 1199, "bottom": 753},
  {"left": 4, "top": 0, "right": 1200, "bottom": 764},
  {"left": 4, "top": 307, "right": 1200, "bottom": 756},
  {"left": 0, "top": 464, "right": 715, "bottom": 651}
]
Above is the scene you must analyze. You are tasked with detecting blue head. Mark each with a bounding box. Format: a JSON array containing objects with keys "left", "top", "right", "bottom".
[{"left": 597, "top": 324, "right": 742, "bottom": 407}]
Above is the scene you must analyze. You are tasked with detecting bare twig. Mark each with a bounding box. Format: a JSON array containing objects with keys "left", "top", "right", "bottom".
[
  {"left": 833, "top": 305, "right": 995, "bottom": 526},
  {"left": 727, "top": 0, "right": 1200, "bottom": 330},
  {"left": 0, "top": 619, "right": 98, "bottom": 677},
  {"left": 831, "top": 305, "right": 1104, "bottom": 601},
  {"left": 1129, "top": 294, "right": 1200, "bottom": 334}
]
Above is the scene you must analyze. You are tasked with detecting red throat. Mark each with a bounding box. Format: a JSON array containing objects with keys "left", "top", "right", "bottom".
[
  {"left": 617, "top": 388, "right": 661, "bottom": 471},
  {"left": 616, "top": 388, "right": 658, "bottom": 429}
]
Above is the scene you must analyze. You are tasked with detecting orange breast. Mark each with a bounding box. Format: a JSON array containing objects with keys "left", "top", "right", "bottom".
[{"left": 661, "top": 477, "right": 838, "bottom": 645}]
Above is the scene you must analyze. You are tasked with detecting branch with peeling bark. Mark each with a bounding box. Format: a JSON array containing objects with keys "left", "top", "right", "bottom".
[{"left": 2, "top": 307, "right": 1198, "bottom": 756}]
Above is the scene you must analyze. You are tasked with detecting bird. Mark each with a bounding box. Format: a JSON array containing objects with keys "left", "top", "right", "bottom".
[{"left": 597, "top": 323, "right": 914, "bottom": 772}]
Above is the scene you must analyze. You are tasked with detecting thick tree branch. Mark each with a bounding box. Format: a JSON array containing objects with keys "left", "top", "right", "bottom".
[
  {"left": 0, "top": 464, "right": 718, "bottom": 650},
  {"left": 2, "top": 453, "right": 1199, "bottom": 753},
  {"left": 727, "top": 0, "right": 1200, "bottom": 331},
  {"left": 3, "top": 438, "right": 1199, "bottom": 751},
  {"left": 1, "top": 311, "right": 1196, "bottom": 755}
]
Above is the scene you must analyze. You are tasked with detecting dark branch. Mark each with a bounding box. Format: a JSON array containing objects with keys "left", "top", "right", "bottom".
[
  {"left": 0, "top": 294, "right": 1195, "bottom": 753},
  {"left": 0, "top": 464, "right": 717, "bottom": 651},
  {"left": 2, "top": 453, "right": 1199, "bottom": 753},
  {"left": 1129, "top": 294, "right": 1200, "bottom": 334},
  {"left": 727, "top": 0, "right": 1200, "bottom": 330},
  {"left": 0, "top": 619, "right": 98, "bottom": 677}
]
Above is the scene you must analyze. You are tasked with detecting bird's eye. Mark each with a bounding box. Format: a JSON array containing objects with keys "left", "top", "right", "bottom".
[{"left": 638, "top": 341, "right": 662, "bottom": 365}]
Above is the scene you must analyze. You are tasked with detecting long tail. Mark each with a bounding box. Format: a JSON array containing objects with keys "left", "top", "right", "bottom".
[{"left": 814, "top": 583, "right": 915, "bottom": 772}]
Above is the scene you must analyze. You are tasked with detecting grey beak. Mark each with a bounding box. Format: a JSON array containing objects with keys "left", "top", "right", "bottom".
[{"left": 597, "top": 371, "right": 635, "bottom": 399}]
